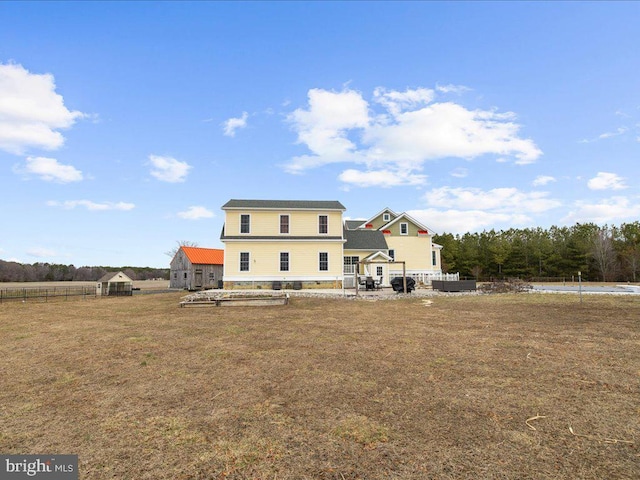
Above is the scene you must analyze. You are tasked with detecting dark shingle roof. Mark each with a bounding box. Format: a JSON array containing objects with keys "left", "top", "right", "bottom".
[
  {"left": 343, "top": 228, "right": 388, "bottom": 250},
  {"left": 222, "top": 199, "right": 346, "bottom": 211},
  {"left": 345, "top": 220, "right": 365, "bottom": 230}
]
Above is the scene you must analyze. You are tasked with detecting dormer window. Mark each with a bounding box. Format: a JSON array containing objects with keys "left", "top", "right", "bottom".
[{"left": 383, "top": 213, "right": 390, "bottom": 222}]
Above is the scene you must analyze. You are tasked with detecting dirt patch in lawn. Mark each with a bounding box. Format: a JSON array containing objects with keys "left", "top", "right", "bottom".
[{"left": 1, "top": 292, "right": 639, "bottom": 479}]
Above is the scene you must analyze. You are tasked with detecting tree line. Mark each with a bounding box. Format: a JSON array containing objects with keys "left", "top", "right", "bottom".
[
  {"left": 0, "top": 260, "right": 169, "bottom": 283},
  {"left": 433, "top": 221, "right": 640, "bottom": 282}
]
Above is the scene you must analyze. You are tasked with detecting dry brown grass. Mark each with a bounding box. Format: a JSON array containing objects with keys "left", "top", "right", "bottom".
[{"left": 1, "top": 292, "right": 639, "bottom": 479}]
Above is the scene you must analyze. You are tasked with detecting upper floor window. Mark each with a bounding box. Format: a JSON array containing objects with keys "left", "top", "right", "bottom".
[
  {"left": 383, "top": 213, "right": 390, "bottom": 222},
  {"left": 432, "top": 251, "right": 437, "bottom": 266},
  {"left": 280, "top": 252, "right": 290, "bottom": 271},
  {"left": 319, "top": 215, "right": 328, "bottom": 234},
  {"left": 280, "top": 214, "right": 290, "bottom": 234},
  {"left": 240, "top": 214, "right": 251, "bottom": 234},
  {"left": 389, "top": 249, "right": 395, "bottom": 260},
  {"left": 400, "top": 222, "right": 408, "bottom": 235}
]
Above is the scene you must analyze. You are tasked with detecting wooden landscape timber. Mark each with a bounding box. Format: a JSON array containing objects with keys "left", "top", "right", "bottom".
[{"left": 179, "top": 291, "right": 289, "bottom": 307}]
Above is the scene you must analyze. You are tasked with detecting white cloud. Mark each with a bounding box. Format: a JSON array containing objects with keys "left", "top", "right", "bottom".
[
  {"left": 284, "top": 86, "right": 542, "bottom": 179},
  {"left": 407, "top": 208, "right": 532, "bottom": 235},
  {"left": 222, "top": 111, "right": 249, "bottom": 137},
  {"left": 450, "top": 167, "right": 468, "bottom": 178},
  {"left": 579, "top": 126, "right": 629, "bottom": 143},
  {"left": 410, "top": 185, "right": 563, "bottom": 234},
  {"left": 435, "top": 83, "right": 471, "bottom": 94},
  {"left": 177, "top": 206, "right": 214, "bottom": 220},
  {"left": 338, "top": 169, "right": 427, "bottom": 188},
  {"left": 0, "top": 63, "right": 85, "bottom": 155},
  {"left": 147, "top": 154, "right": 191, "bottom": 183},
  {"left": 285, "top": 88, "right": 370, "bottom": 174},
  {"left": 599, "top": 127, "right": 628, "bottom": 139},
  {"left": 562, "top": 196, "right": 640, "bottom": 225},
  {"left": 532, "top": 175, "right": 556, "bottom": 187},
  {"left": 46, "top": 200, "right": 135, "bottom": 211},
  {"left": 423, "top": 186, "right": 561, "bottom": 213},
  {"left": 21, "top": 156, "right": 83, "bottom": 183},
  {"left": 587, "top": 172, "right": 627, "bottom": 190},
  {"left": 372, "top": 87, "right": 435, "bottom": 116}
]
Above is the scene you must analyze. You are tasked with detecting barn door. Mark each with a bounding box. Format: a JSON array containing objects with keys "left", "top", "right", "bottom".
[{"left": 195, "top": 269, "right": 203, "bottom": 288}]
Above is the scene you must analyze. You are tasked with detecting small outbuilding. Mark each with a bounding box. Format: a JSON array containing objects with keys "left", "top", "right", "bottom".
[
  {"left": 170, "top": 246, "right": 224, "bottom": 290},
  {"left": 97, "top": 271, "right": 134, "bottom": 296}
]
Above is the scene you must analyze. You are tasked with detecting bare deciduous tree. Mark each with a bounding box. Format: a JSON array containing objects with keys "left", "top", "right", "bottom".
[
  {"left": 165, "top": 240, "right": 199, "bottom": 259},
  {"left": 590, "top": 227, "right": 618, "bottom": 281}
]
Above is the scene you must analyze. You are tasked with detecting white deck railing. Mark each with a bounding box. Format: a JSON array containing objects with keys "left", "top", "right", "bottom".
[
  {"left": 342, "top": 268, "right": 459, "bottom": 288},
  {"left": 388, "top": 271, "right": 459, "bottom": 286}
]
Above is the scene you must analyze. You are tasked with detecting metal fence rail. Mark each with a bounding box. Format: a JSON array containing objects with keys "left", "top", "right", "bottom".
[{"left": 0, "top": 286, "right": 97, "bottom": 303}]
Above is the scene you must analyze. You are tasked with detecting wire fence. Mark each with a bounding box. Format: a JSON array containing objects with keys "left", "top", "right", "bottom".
[{"left": 0, "top": 286, "right": 98, "bottom": 303}]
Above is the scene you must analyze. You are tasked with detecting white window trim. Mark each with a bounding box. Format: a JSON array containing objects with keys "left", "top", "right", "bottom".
[
  {"left": 240, "top": 213, "right": 251, "bottom": 234},
  {"left": 400, "top": 222, "right": 409, "bottom": 235},
  {"left": 280, "top": 251, "right": 290, "bottom": 272},
  {"left": 319, "top": 252, "right": 329, "bottom": 272},
  {"left": 239, "top": 252, "right": 250, "bottom": 272},
  {"left": 318, "top": 214, "right": 329, "bottom": 235},
  {"left": 383, "top": 213, "right": 390, "bottom": 222},
  {"left": 280, "top": 214, "right": 290, "bottom": 235}
]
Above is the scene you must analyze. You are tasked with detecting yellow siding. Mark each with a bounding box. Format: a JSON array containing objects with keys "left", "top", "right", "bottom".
[
  {"left": 224, "top": 241, "right": 343, "bottom": 277},
  {"left": 386, "top": 236, "right": 434, "bottom": 271},
  {"left": 225, "top": 210, "right": 343, "bottom": 236}
]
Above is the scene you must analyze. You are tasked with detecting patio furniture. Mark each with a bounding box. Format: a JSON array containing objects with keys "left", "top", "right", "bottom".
[
  {"left": 390, "top": 277, "right": 415, "bottom": 293},
  {"left": 365, "top": 277, "right": 376, "bottom": 291}
]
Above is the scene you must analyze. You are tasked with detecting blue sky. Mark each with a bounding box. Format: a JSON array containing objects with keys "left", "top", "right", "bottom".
[{"left": 1, "top": 1, "right": 639, "bottom": 268}]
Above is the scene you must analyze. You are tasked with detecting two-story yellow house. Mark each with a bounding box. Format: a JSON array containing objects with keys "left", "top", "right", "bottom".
[
  {"left": 220, "top": 199, "right": 346, "bottom": 289},
  {"left": 220, "top": 200, "right": 446, "bottom": 289}
]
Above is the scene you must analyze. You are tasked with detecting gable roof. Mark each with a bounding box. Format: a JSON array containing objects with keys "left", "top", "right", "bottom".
[
  {"left": 222, "top": 199, "right": 346, "bottom": 211},
  {"left": 181, "top": 246, "right": 224, "bottom": 265},
  {"left": 381, "top": 212, "right": 435, "bottom": 234},
  {"left": 98, "top": 271, "right": 133, "bottom": 283},
  {"left": 362, "top": 250, "right": 393, "bottom": 262},
  {"left": 358, "top": 207, "right": 400, "bottom": 228},
  {"left": 344, "top": 228, "right": 388, "bottom": 250}
]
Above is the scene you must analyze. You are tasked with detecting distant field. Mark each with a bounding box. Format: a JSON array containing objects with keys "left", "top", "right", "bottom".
[
  {"left": 1, "top": 292, "right": 638, "bottom": 479},
  {"left": 0, "top": 279, "right": 170, "bottom": 290}
]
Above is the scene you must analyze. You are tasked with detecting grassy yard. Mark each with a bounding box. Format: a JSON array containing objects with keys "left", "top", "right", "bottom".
[{"left": 0, "top": 292, "right": 638, "bottom": 479}]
